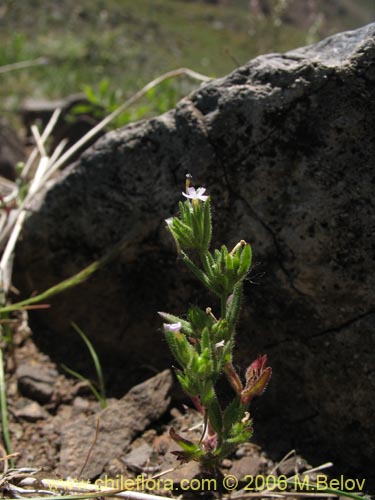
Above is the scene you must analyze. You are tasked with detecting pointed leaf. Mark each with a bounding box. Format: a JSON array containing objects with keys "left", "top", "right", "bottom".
[
  {"left": 202, "top": 198, "right": 212, "bottom": 253},
  {"left": 165, "top": 330, "right": 194, "bottom": 368},
  {"left": 181, "top": 251, "right": 218, "bottom": 296},
  {"left": 223, "top": 396, "right": 242, "bottom": 434},
  {"left": 226, "top": 283, "right": 243, "bottom": 329},
  {"left": 238, "top": 243, "right": 252, "bottom": 279}
]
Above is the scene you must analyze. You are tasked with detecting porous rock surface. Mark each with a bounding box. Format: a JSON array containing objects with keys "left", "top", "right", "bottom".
[{"left": 15, "top": 24, "right": 375, "bottom": 479}]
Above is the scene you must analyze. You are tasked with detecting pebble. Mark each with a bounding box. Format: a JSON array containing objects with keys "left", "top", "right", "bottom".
[
  {"left": 16, "top": 364, "right": 58, "bottom": 403},
  {"left": 14, "top": 401, "right": 49, "bottom": 421}
]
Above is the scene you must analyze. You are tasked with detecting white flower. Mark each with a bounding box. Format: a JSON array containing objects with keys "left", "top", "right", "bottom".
[
  {"left": 182, "top": 186, "right": 208, "bottom": 202},
  {"left": 215, "top": 340, "right": 225, "bottom": 349},
  {"left": 164, "top": 322, "right": 182, "bottom": 333}
]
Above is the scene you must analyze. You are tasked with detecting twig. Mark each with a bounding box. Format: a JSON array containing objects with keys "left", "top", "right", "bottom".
[
  {"left": 0, "top": 57, "right": 48, "bottom": 75},
  {"left": 47, "top": 138, "right": 68, "bottom": 167},
  {"left": 31, "top": 125, "right": 47, "bottom": 158},
  {"left": 0, "top": 443, "right": 9, "bottom": 474},
  {"left": 0, "top": 230, "right": 143, "bottom": 314},
  {"left": 0, "top": 212, "right": 21, "bottom": 293},
  {"left": 269, "top": 449, "right": 296, "bottom": 475},
  {"left": 0, "top": 176, "right": 18, "bottom": 205},
  {"left": 300, "top": 462, "right": 333, "bottom": 475},
  {"left": 78, "top": 418, "right": 100, "bottom": 478},
  {"left": 21, "top": 107, "right": 62, "bottom": 179}
]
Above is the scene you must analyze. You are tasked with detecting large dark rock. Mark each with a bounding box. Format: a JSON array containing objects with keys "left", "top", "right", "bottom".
[{"left": 15, "top": 24, "right": 375, "bottom": 481}]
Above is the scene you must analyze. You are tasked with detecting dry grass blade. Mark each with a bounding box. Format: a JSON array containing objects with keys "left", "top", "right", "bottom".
[
  {"left": 0, "top": 226, "right": 147, "bottom": 314},
  {"left": 41, "top": 67, "right": 211, "bottom": 180},
  {"left": 19, "top": 477, "right": 172, "bottom": 500},
  {"left": 78, "top": 418, "right": 100, "bottom": 478},
  {"left": 0, "top": 57, "right": 48, "bottom": 75},
  {"left": 21, "top": 107, "right": 62, "bottom": 179},
  {"left": 0, "top": 109, "right": 63, "bottom": 293}
]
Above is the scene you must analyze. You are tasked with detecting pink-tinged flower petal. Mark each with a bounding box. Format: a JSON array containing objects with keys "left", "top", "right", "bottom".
[
  {"left": 241, "top": 366, "right": 272, "bottom": 405},
  {"left": 182, "top": 186, "right": 209, "bottom": 202},
  {"left": 164, "top": 322, "right": 182, "bottom": 333},
  {"left": 241, "top": 354, "right": 272, "bottom": 405},
  {"left": 245, "top": 354, "right": 268, "bottom": 381}
]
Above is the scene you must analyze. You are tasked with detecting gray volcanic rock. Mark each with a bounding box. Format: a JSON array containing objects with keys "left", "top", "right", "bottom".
[{"left": 15, "top": 24, "right": 375, "bottom": 479}]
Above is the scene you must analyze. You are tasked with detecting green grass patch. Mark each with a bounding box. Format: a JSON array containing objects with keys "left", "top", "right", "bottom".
[{"left": 1, "top": 0, "right": 372, "bottom": 119}]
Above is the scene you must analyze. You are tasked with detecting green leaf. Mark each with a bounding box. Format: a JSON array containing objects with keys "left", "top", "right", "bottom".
[
  {"left": 165, "top": 330, "right": 194, "bottom": 367},
  {"left": 225, "top": 251, "right": 234, "bottom": 273},
  {"left": 227, "top": 420, "right": 253, "bottom": 444},
  {"left": 180, "top": 200, "right": 192, "bottom": 225},
  {"left": 201, "top": 326, "right": 211, "bottom": 351},
  {"left": 238, "top": 243, "right": 252, "bottom": 278},
  {"left": 202, "top": 198, "right": 212, "bottom": 253},
  {"left": 226, "top": 283, "right": 243, "bottom": 329},
  {"left": 196, "top": 348, "right": 213, "bottom": 377},
  {"left": 223, "top": 396, "right": 242, "bottom": 434},
  {"left": 70, "top": 322, "right": 106, "bottom": 406},
  {"left": 99, "top": 78, "right": 110, "bottom": 96},
  {"left": 206, "top": 392, "right": 223, "bottom": 437},
  {"left": 187, "top": 305, "right": 212, "bottom": 336},
  {"left": 181, "top": 251, "right": 218, "bottom": 296},
  {"left": 191, "top": 203, "right": 203, "bottom": 248},
  {"left": 83, "top": 84, "right": 100, "bottom": 104},
  {"left": 202, "top": 252, "right": 214, "bottom": 279},
  {"left": 175, "top": 369, "right": 198, "bottom": 396},
  {"left": 171, "top": 218, "right": 194, "bottom": 247},
  {"left": 169, "top": 428, "right": 204, "bottom": 462}
]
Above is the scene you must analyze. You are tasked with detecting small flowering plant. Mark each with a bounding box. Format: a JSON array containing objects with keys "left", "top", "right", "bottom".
[{"left": 160, "top": 178, "right": 271, "bottom": 470}]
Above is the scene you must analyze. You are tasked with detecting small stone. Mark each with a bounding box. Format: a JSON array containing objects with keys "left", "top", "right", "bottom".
[
  {"left": 122, "top": 442, "right": 153, "bottom": 470},
  {"left": 235, "top": 446, "right": 247, "bottom": 458},
  {"left": 14, "top": 401, "right": 49, "bottom": 421},
  {"left": 229, "top": 455, "right": 262, "bottom": 480},
  {"left": 153, "top": 433, "right": 171, "bottom": 455},
  {"left": 16, "top": 364, "right": 58, "bottom": 403},
  {"left": 221, "top": 458, "right": 232, "bottom": 468},
  {"left": 162, "top": 460, "right": 200, "bottom": 484},
  {"left": 105, "top": 458, "right": 127, "bottom": 477},
  {"left": 72, "top": 396, "right": 91, "bottom": 416},
  {"left": 170, "top": 407, "right": 183, "bottom": 419}
]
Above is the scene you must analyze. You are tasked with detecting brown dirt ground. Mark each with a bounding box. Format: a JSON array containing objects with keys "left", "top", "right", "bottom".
[{"left": 0, "top": 312, "right": 335, "bottom": 500}]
